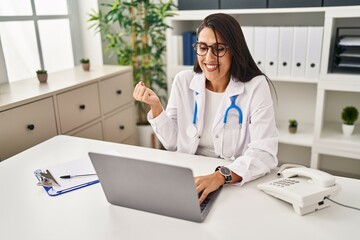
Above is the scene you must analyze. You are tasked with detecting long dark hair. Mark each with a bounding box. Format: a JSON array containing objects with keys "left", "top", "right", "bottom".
[{"left": 194, "top": 13, "right": 263, "bottom": 83}]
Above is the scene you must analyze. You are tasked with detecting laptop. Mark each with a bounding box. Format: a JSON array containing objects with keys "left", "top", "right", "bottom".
[{"left": 89, "top": 152, "right": 222, "bottom": 223}]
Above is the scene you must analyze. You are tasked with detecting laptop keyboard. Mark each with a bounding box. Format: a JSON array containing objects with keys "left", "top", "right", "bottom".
[{"left": 199, "top": 193, "right": 211, "bottom": 212}]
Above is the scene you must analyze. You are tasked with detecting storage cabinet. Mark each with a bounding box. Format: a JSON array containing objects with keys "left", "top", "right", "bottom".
[
  {"left": 0, "top": 65, "right": 137, "bottom": 161},
  {"left": 0, "top": 98, "right": 57, "bottom": 160},
  {"left": 103, "top": 105, "right": 136, "bottom": 143},
  {"left": 57, "top": 83, "right": 101, "bottom": 133},
  {"left": 166, "top": 6, "right": 360, "bottom": 178}
]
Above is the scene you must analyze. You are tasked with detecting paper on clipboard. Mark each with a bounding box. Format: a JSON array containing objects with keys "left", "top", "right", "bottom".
[
  {"left": 35, "top": 156, "right": 99, "bottom": 195},
  {"left": 47, "top": 157, "right": 98, "bottom": 192}
]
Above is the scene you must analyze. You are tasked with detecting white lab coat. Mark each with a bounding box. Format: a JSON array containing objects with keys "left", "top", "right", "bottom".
[{"left": 148, "top": 70, "right": 279, "bottom": 185}]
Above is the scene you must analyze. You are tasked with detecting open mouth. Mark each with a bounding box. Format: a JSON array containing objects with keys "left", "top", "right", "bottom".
[{"left": 205, "top": 63, "right": 219, "bottom": 72}]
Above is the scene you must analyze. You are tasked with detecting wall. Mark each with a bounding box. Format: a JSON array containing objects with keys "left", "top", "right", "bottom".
[{"left": 78, "top": 0, "right": 103, "bottom": 66}]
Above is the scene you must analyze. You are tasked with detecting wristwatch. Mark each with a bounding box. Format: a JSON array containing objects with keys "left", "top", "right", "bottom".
[{"left": 215, "top": 166, "right": 232, "bottom": 184}]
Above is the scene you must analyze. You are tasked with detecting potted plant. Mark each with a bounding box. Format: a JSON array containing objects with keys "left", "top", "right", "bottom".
[
  {"left": 341, "top": 106, "right": 359, "bottom": 136},
  {"left": 80, "top": 58, "right": 90, "bottom": 71},
  {"left": 288, "top": 119, "right": 298, "bottom": 134},
  {"left": 89, "top": 0, "right": 175, "bottom": 147},
  {"left": 36, "top": 70, "right": 48, "bottom": 83}
]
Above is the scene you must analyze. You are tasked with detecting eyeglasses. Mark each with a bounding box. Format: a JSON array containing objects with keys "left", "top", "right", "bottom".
[{"left": 192, "top": 42, "right": 229, "bottom": 57}]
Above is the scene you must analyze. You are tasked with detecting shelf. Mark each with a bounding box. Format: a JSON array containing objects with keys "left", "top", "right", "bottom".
[
  {"left": 319, "top": 73, "right": 360, "bottom": 91},
  {"left": 271, "top": 77, "right": 317, "bottom": 84},
  {"left": 277, "top": 120, "right": 314, "bottom": 147}
]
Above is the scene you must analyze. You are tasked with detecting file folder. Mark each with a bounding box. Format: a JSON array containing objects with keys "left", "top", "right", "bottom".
[
  {"left": 291, "top": 27, "right": 308, "bottom": 78},
  {"left": 242, "top": 26, "right": 255, "bottom": 56},
  {"left": 265, "top": 27, "right": 280, "bottom": 78},
  {"left": 34, "top": 157, "right": 99, "bottom": 196},
  {"left": 254, "top": 27, "right": 266, "bottom": 72},
  {"left": 278, "top": 27, "right": 294, "bottom": 78},
  {"left": 182, "top": 31, "right": 196, "bottom": 65},
  {"left": 305, "top": 27, "right": 323, "bottom": 80}
]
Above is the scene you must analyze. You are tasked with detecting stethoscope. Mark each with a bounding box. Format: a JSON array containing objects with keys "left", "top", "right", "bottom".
[{"left": 186, "top": 92, "right": 243, "bottom": 160}]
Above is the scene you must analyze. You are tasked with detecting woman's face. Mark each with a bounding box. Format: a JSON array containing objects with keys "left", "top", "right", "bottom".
[{"left": 197, "top": 27, "right": 232, "bottom": 88}]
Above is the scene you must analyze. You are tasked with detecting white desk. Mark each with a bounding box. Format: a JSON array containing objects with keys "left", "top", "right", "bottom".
[{"left": 1, "top": 136, "right": 359, "bottom": 240}]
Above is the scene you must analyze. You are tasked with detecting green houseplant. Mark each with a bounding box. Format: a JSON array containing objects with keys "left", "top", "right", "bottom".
[
  {"left": 80, "top": 57, "right": 90, "bottom": 71},
  {"left": 36, "top": 69, "right": 48, "bottom": 83},
  {"left": 88, "top": 0, "right": 176, "bottom": 125},
  {"left": 288, "top": 119, "right": 298, "bottom": 134},
  {"left": 341, "top": 106, "right": 359, "bottom": 136}
]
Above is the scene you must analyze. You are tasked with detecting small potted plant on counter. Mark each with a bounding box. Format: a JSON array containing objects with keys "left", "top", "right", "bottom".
[
  {"left": 341, "top": 106, "right": 358, "bottom": 136},
  {"left": 288, "top": 119, "right": 298, "bottom": 134},
  {"left": 80, "top": 58, "right": 90, "bottom": 71},
  {"left": 36, "top": 69, "right": 48, "bottom": 83}
]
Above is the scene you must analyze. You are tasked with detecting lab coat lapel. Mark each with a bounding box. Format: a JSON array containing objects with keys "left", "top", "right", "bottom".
[{"left": 189, "top": 73, "right": 206, "bottom": 136}]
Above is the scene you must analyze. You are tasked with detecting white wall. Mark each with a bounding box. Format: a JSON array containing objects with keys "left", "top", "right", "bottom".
[{"left": 77, "top": 0, "right": 103, "bottom": 66}]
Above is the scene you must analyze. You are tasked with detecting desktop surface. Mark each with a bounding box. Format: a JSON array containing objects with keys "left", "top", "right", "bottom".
[{"left": 0, "top": 135, "right": 359, "bottom": 240}]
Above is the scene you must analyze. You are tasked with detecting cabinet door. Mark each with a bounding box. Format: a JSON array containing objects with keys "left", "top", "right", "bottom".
[
  {"left": 57, "top": 83, "right": 101, "bottom": 133},
  {"left": 99, "top": 71, "right": 133, "bottom": 115},
  {"left": 103, "top": 106, "right": 136, "bottom": 143},
  {"left": 70, "top": 122, "right": 103, "bottom": 141},
  {"left": 0, "top": 98, "right": 57, "bottom": 160}
]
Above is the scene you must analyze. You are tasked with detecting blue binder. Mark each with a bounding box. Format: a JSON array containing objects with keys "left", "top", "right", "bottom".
[{"left": 183, "top": 31, "right": 196, "bottom": 65}]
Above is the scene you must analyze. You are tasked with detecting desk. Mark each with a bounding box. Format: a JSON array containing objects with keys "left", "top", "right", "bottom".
[{"left": 1, "top": 135, "right": 359, "bottom": 240}]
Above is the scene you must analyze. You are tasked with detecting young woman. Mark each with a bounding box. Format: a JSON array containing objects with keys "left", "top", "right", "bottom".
[{"left": 133, "top": 13, "right": 279, "bottom": 204}]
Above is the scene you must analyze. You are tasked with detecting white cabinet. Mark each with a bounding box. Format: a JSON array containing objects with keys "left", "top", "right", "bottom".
[
  {"left": 0, "top": 65, "right": 137, "bottom": 161},
  {"left": 0, "top": 98, "right": 57, "bottom": 160},
  {"left": 57, "top": 83, "right": 101, "bottom": 133},
  {"left": 166, "top": 7, "right": 360, "bottom": 178}
]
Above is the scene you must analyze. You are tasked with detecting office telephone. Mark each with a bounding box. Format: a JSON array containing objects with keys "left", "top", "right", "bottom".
[{"left": 257, "top": 165, "right": 341, "bottom": 215}]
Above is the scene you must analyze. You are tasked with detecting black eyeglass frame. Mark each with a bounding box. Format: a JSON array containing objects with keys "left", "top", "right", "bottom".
[{"left": 192, "top": 42, "right": 230, "bottom": 57}]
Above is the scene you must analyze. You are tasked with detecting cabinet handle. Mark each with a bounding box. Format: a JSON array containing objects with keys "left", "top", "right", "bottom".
[
  {"left": 27, "top": 124, "right": 35, "bottom": 130},
  {"left": 257, "top": 61, "right": 261, "bottom": 65},
  {"left": 296, "top": 62, "right": 301, "bottom": 67},
  {"left": 311, "top": 63, "right": 315, "bottom": 68},
  {"left": 269, "top": 61, "right": 274, "bottom": 66},
  {"left": 79, "top": 104, "right": 86, "bottom": 110},
  {"left": 116, "top": 90, "right": 122, "bottom": 95},
  {"left": 282, "top": 62, "right": 287, "bottom": 66},
  {"left": 119, "top": 125, "right": 125, "bottom": 130}
]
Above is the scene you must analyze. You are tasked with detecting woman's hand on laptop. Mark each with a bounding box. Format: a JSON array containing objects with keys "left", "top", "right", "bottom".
[{"left": 194, "top": 172, "right": 225, "bottom": 204}]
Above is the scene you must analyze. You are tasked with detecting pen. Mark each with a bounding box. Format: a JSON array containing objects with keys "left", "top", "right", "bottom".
[{"left": 60, "top": 173, "right": 97, "bottom": 179}]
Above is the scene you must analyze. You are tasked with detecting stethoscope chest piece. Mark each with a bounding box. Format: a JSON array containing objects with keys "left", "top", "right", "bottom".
[{"left": 186, "top": 125, "right": 198, "bottom": 138}]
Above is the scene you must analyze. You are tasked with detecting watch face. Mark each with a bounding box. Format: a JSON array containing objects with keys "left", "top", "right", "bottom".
[{"left": 221, "top": 167, "right": 231, "bottom": 176}]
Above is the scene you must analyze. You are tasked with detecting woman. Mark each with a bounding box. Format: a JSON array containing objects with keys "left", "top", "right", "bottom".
[{"left": 133, "top": 13, "right": 279, "bottom": 204}]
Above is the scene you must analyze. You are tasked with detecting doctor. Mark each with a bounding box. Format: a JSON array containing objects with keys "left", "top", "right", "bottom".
[{"left": 133, "top": 13, "right": 279, "bottom": 204}]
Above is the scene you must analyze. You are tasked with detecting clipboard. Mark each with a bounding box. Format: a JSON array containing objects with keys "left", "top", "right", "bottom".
[{"left": 34, "top": 157, "right": 99, "bottom": 196}]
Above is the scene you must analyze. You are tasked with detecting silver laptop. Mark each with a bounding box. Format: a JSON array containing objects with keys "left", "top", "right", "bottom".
[{"left": 89, "top": 152, "right": 222, "bottom": 223}]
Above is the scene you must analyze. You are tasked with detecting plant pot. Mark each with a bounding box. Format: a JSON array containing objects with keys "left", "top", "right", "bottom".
[
  {"left": 289, "top": 126, "right": 297, "bottom": 134},
  {"left": 82, "top": 63, "right": 90, "bottom": 71},
  {"left": 136, "top": 125, "right": 160, "bottom": 149},
  {"left": 37, "top": 73, "right": 48, "bottom": 83},
  {"left": 342, "top": 124, "right": 355, "bottom": 136}
]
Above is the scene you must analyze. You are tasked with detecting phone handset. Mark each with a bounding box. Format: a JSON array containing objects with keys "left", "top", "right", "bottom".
[{"left": 281, "top": 167, "right": 336, "bottom": 188}]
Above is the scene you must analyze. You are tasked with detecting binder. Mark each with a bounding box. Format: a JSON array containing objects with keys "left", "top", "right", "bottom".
[
  {"left": 291, "top": 27, "right": 308, "bottom": 78},
  {"left": 254, "top": 27, "right": 266, "bottom": 72},
  {"left": 191, "top": 32, "right": 197, "bottom": 65},
  {"left": 278, "top": 27, "right": 294, "bottom": 77},
  {"left": 242, "top": 26, "right": 255, "bottom": 56},
  {"left": 265, "top": 27, "right": 280, "bottom": 78},
  {"left": 305, "top": 27, "right": 323, "bottom": 80},
  {"left": 34, "top": 157, "right": 99, "bottom": 196},
  {"left": 182, "top": 31, "right": 195, "bottom": 65}
]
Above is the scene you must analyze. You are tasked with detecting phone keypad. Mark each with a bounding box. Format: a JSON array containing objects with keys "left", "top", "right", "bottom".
[{"left": 269, "top": 179, "right": 300, "bottom": 187}]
